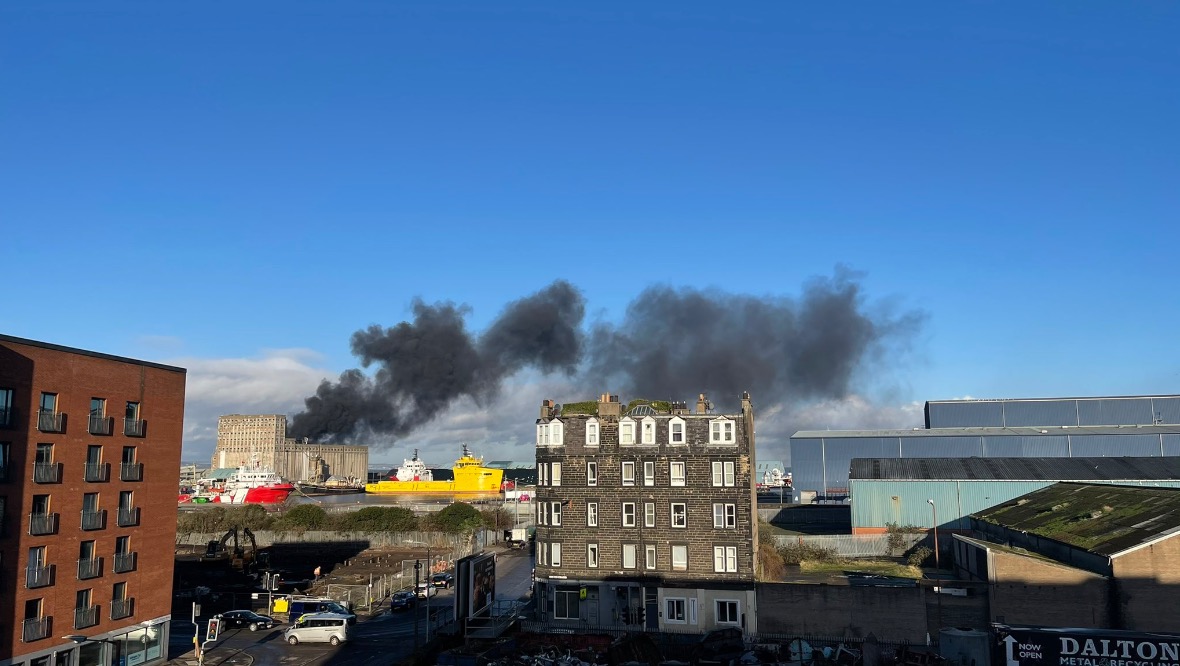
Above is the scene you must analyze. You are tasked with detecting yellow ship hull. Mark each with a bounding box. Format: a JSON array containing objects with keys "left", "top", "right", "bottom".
[{"left": 364, "top": 469, "right": 504, "bottom": 496}]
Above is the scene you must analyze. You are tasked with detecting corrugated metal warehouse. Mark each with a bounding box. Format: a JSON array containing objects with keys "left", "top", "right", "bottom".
[
  {"left": 849, "top": 456, "right": 1180, "bottom": 533},
  {"left": 790, "top": 394, "right": 1180, "bottom": 497}
]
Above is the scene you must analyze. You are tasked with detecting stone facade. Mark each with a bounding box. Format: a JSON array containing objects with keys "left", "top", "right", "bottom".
[
  {"left": 533, "top": 392, "right": 759, "bottom": 634},
  {"left": 212, "top": 414, "right": 368, "bottom": 483}
]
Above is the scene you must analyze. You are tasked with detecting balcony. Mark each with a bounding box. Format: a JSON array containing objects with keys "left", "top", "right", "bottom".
[
  {"left": 78, "top": 557, "right": 102, "bottom": 580},
  {"left": 111, "top": 598, "right": 134, "bottom": 620},
  {"left": 84, "top": 462, "right": 110, "bottom": 482},
  {"left": 117, "top": 507, "right": 140, "bottom": 527},
  {"left": 88, "top": 414, "right": 113, "bottom": 436},
  {"left": 120, "top": 462, "right": 143, "bottom": 482},
  {"left": 33, "top": 462, "right": 61, "bottom": 483},
  {"left": 37, "top": 409, "right": 65, "bottom": 433},
  {"left": 123, "top": 418, "right": 145, "bottom": 437},
  {"left": 29, "top": 512, "right": 58, "bottom": 536},
  {"left": 81, "top": 509, "right": 107, "bottom": 531},
  {"left": 22, "top": 617, "right": 50, "bottom": 643},
  {"left": 74, "top": 605, "right": 98, "bottom": 630},
  {"left": 25, "top": 564, "right": 53, "bottom": 588},
  {"left": 114, "top": 552, "right": 137, "bottom": 573}
]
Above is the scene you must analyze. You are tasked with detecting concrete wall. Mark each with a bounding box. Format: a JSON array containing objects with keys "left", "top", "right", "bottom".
[{"left": 755, "top": 583, "right": 933, "bottom": 643}]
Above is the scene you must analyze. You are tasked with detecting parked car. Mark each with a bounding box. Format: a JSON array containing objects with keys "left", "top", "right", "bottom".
[
  {"left": 216, "top": 610, "right": 275, "bottom": 632},
  {"left": 390, "top": 590, "right": 417, "bottom": 611},
  {"left": 431, "top": 572, "right": 454, "bottom": 589},
  {"left": 415, "top": 581, "right": 434, "bottom": 598}
]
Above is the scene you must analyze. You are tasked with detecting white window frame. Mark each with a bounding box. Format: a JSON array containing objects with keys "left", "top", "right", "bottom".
[
  {"left": 622, "top": 544, "right": 637, "bottom": 569},
  {"left": 670, "top": 461, "right": 686, "bottom": 487},
  {"left": 587, "top": 543, "right": 599, "bottom": 568},
  {"left": 645, "top": 544, "right": 656, "bottom": 570},
  {"left": 644, "top": 502, "right": 655, "bottom": 528},
  {"left": 671, "top": 503, "right": 687, "bottom": 528},
  {"left": 711, "top": 461, "right": 736, "bottom": 487},
  {"left": 713, "top": 503, "right": 737, "bottom": 528},
  {"left": 586, "top": 462, "right": 597, "bottom": 487},
  {"left": 713, "top": 546, "right": 737, "bottom": 573},
  {"left": 640, "top": 417, "right": 657, "bottom": 445},
  {"left": 665, "top": 598, "right": 687, "bottom": 624},
  {"left": 551, "top": 462, "right": 562, "bottom": 487},
  {"left": 622, "top": 502, "right": 636, "bottom": 527},
  {"left": 551, "top": 542, "right": 562, "bottom": 567},
  {"left": 538, "top": 542, "right": 547, "bottom": 565},
  {"left": 709, "top": 418, "right": 735, "bottom": 445},
  {"left": 554, "top": 586, "right": 579, "bottom": 620},
  {"left": 619, "top": 417, "right": 636, "bottom": 446},
  {"left": 550, "top": 501, "right": 562, "bottom": 526},
  {"left": 643, "top": 460, "right": 655, "bottom": 486},
  {"left": 586, "top": 418, "right": 599, "bottom": 447},
  {"left": 539, "top": 463, "right": 548, "bottom": 486},
  {"left": 550, "top": 419, "right": 564, "bottom": 446},
  {"left": 622, "top": 461, "right": 635, "bottom": 486},
  {"left": 671, "top": 544, "right": 688, "bottom": 571},
  {"left": 715, "top": 599, "right": 740, "bottom": 624},
  {"left": 537, "top": 423, "right": 549, "bottom": 446},
  {"left": 587, "top": 502, "right": 598, "bottom": 527},
  {"left": 668, "top": 417, "right": 686, "bottom": 445}
]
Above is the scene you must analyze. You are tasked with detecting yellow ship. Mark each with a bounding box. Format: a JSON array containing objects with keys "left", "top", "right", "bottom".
[{"left": 364, "top": 445, "right": 504, "bottom": 497}]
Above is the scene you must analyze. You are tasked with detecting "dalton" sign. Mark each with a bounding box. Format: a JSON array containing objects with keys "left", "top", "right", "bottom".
[{"left": 995, "top": 626, "right": 1180, "bottom": 666}]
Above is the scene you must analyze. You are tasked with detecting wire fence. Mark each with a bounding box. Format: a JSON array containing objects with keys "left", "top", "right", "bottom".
[{"left": 771, "top": 534, "right": 927, "bottom": 558}]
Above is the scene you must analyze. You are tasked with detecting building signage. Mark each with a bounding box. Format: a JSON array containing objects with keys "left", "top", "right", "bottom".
[{"left": 995, "top": 626, "right": 1180, "bottom": 666}]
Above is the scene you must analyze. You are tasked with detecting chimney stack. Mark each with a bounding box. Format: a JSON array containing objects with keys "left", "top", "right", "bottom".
[
  {"left": 540, "top": 399, "right": 555, "bottom": 420},
  {"left": 696, "top": 393, "right": 710, "bottom": 414},
  {"left": 598, "top": 393, "right": 622, "bottom": 418}
]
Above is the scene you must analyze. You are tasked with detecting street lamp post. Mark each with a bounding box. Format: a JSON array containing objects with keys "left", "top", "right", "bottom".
[
  {"left": 927, "top": 498, "right": 942, "bottom": 639},
  {"left": 927, "top": 499, "right": 940, "bottom": 571},
  {"left": 407, "top": 540, "right": 433, "bottom": 649}
]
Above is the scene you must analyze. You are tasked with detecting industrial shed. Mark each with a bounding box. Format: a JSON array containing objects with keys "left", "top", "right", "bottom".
[{"left": 848, "top": 456, "right": 1180, "bottom": 533}]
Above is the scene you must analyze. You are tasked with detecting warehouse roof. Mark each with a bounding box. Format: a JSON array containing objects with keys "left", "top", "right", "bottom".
[
  {"left": 793, "top": 424, "right": 1180, "bottom": 438},
  {"left": 850, "top": 456, "right": 1180, "bottom": 481},
  {"left": 973, "top": 482, "right": 1180, "bottom": 557},
  {"left": 927, "top": 394, "right": 1180, "bottom": 405}
]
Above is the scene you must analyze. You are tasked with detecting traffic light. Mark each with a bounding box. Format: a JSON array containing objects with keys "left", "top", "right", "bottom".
[
  {"left": 207, "top": 618, "right": 221, "bottom": 642},
  {"left": 638, "top": 608, "right": 646, "bottom": 625}
]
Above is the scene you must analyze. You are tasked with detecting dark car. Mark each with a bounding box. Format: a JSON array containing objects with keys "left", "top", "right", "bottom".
[
  {"left": 431, "top": 572, "right": 454, "bottom": 589},
  {"left": 216, "top": 610, "right": 275, "bottom": 631},
  {"left": 390, "top": 590, "right": 417, "bottom": 611}
]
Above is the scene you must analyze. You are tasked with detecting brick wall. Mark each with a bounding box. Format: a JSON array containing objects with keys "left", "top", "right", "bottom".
[
  {"left": 1111, "top": 535, "right": 1180, "bottom": 632},
  {"left": 988, "top": 550, "right": 1110, "bottom": 628}
]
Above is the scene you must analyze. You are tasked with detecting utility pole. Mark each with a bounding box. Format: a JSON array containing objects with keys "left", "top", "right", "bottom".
[
  {"left": 191, "top": 602, "right": 201, "bottom": 657},
  {"left": 413, "top": 559, "right": 421, "bottom": 652}
]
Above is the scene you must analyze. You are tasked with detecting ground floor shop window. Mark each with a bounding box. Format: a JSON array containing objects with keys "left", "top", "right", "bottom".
[
  {"left": 715, "top": 599, "right": 739, "bottom": 625},
  {"left": 554, "top": 586, "right": 580, "bottom": 620},
  {"left": 665, "top": 598, "right": 686, "bottom": 623}
]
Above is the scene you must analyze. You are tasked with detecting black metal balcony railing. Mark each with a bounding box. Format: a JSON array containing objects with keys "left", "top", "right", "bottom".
[
  {"left": 123, "top": 418, "right": 145, "bottom": 437},
  {"left": 22, "top": 617, "right": 50, "bottom": 643},
  {"left": 81, "top": 509, "right": 106, "bottom": 531},
  {"left": 111, "top": 598, "right": 134, "bottom": 620},
  {"left": 117, "top": 507, "right": 140, "bottom": 527},
  {"left": 88, "top": 415, "right": 113, "bottom": 435},
  {"left": 84, "top": 462, "right": 110, "bottom": 482},
  {"left": 25, "top": 564, "right": 53, "bottom": 588},
  {"left": 78, "top": 557, "right": 102, "bottom": 580},
  {"left": 33, "top": 462, "right": 61, "bottom": 483},
  {"left": 114, "top": 552, "right": 137, "bottom": 573},
  {"left": 120, "top": 462, "right": 143, "bottom": 482},
  {"left": 37, "top": 409, "right": 65, "bottom": 433},
  {"left": 74, "top": 605, "right": 98, "bottom": 630},
  {"left": 29, "top": 512, "right": 58, "bottom": 536}
]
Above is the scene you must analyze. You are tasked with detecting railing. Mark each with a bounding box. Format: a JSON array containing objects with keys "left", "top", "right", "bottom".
[
  {"left": 111, "top": 598, "right": 134, "bottom": 620},
  {"left": 29, "top": 512, "right": 58, "bottom": 536},
  {"left": 114, "top": 552, "right": 137, "bottom": 573},
  {"left": 84, "top": 462, "right": 110, "bottom": 482},
  {"left": 120, "top": 462, "right": 143, "bottom": 482},
  {"left": 22, "top": 617, "right": 50, "bottom": 642},
  {"left": 33, "top": 462, "right": 61, "bottom": 483},
  {"left": 74, "top": 605, "right": 98, "bottom": 629},
  {"left": 37, "top": 409, "right": 65, "bottom": 433},
  {"left": 118, "top": 507, "right": 140, "bottom": 527},
  {"left": 25, "top": 564, "right": 53, "bottom": 588},
  {"left": 78, "top": 557, "right": 102, "bottom": 580},
  {"left": 123, "top": 418, "right": 145, "bottom": 437},
  {"left": 88, "top": 415, "right": 113, "bottom": 435},
  {"left": 81, "top": 510, "right": 106, "bottom": 531}
]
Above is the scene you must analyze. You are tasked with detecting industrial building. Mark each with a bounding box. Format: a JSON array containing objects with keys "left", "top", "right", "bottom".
[
  {"left": 0, "top": 334, "right": 186, "bottom": 666},
  {"left": 791, "top": 394, "right": 1180, "bottom": 499},
  {"left": 848, "top": 456, "right": 1180, "bottom": 533},
  {"left": 533, "top": 393, "right": 759, "bottom": 634},
  {"left": 210, "top": 414, "right": 367, "bottom": 484}
]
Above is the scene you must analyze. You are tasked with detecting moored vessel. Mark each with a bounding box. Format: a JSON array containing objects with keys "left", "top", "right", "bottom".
[
  {"left": 364, "top": 445, "right": 503, "bottom": 497},
  {"left": 179, "top": 460, "right": 295, "bottom": 505}
]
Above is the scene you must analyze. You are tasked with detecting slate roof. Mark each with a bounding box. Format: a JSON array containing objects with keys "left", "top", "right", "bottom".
[
  {"left": 850, "top": 457, "right": 1180, "bottom": 481},
  {"left": 972, "top": 482, "right": 1180, "bottom": 557}
]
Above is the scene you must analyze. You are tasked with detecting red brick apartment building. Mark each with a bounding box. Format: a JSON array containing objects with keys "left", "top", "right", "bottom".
[{"left": 0, "top": 335, "right": 186, "bottom": 666}]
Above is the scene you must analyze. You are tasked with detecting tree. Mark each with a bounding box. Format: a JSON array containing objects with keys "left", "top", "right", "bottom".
[
  {"left": 337, "top": 506, "right": 418, "bottom": 532},
  {"left": 480, "top": 508, "right": 514, "bottom": 540},
  {"left": 277, "top": 504, "right": 328, "bottom": 531},
  {"left": 429, "top": 503, "right": 485, "bottom": 534}
]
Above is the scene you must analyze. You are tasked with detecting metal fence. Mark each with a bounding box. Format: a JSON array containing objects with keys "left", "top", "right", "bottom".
[
  {"left": 771, "top": 533, "right": 927, "bottom": 558},
  {"left": 325, "top": 578, "right": 399, "bottom": 611},
  {"left": 177, "top": 530, "right": 483, "bottom": 550},
  {"left": 520, "top": 622, "right": 933, "bottom": 652}
]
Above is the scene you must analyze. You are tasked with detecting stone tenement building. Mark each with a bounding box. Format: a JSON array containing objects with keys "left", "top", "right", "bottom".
[{"left": 533, "top": 392, "right": 759, "bottom": 634}]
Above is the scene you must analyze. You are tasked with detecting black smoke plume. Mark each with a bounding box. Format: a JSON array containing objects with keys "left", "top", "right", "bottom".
[{"left": 290, "top": 271, "right": 923, "bottom": 443}]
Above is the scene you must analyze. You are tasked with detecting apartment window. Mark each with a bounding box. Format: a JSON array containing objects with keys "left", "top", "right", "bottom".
[
  {"left": 29, "top": 545, "right": 47, "bottom": 569},
  {"left": 714, "top": 503, "right": 737, "bottom": 529},
  {"left": 586, "top": 419, "right": 599, "bottom": 446},
  {"left": 32, "top": 494, "right": 50, "bottom": 514},
  {"left": 554, "top": 586, "right": 580, "bottom": 620},
  {"left": 671, "top": 503, "right": 687, "bottom": 528},
  {"left": 89, "top": 398, "right": 110, "bottom": 435},
  {"left": 622, "top": 544, "right": 637, "bottom": 569},
  {"left": 82, "top": 492, "right": 100, "bottom": 514},
  {"left": 622, "top": 502, "right": 636, "bottom": 527},
  {"left": 551, "top": 542, "right": 562, "bottom": 567},
  {"left": 549, "top": 502, "right": 562, "bottom": 526},
  {"left": 0, "top": 442, "right": 9, "bottom": 481},
  {"left": 587, "top": 502, "right": 598, "bottom": 527},
  {"left": 538, "top": 463, "right": 548, "bottom": 486},
  {"left": 0, "top": 388, "right": 12, "bottom": 427},
  {"left": 550, "top": 420, "right": 564, "bottom": 446},
  {"left": 713, "top": 546, "right": 738, "bottom": 573},
  {"left": 709, "top": 419, "right": 735, "bottom": 445},
  {"left": 113, "top": 581, "right": 127, "bottom": 601},
  {"left": 668, "top": 417, "right": 685, "bottom": 445},
  {"left": 621, "top": 461, "right": 635, "bottom": 486},
  {"left": 620, "top": 419, "right": 636, "bottom": 445},
  {"left": 644, "top": 503, "right": 655, "bottom": 528},
  {"left": 715, "top": 600, "right": 740, "bottom": 624},
  {"left": 538, "top": 542, "right": 546, "bottom": 566},
  {"left": 35, "top": 443, "right": 53, "bottom": 464},
  {"left": 643, "top": 461, "right": 655, "bottom": 486},
  {"left": 551, "top": 462, "right": 562, "bottom": 487},
  {"left": 645, "top": 545, "right": 656, "bottom": 570},
  {"left": 586, "top": 462, "right": 597, "bottom": 486},
  {"left": 25, "top": 598, "right": 42, "bottom": 622},
  {"left": 40, "top": 392, "right": 57, "bottom": 414},
  {"left": 87, "top": 446, "right": 102, "bottom": 465},
  {"left": 711, "top": 461, "right": 736, "bottom": 487},
  {"left": 671, "top": 545, "right": 688, "bottom": 571},
  {"left": 587, "top": 543, "right": 599, "bottom": 568},
  {"left": 122, "top": 446, "right": 137, "bottom": 464},
  {"left": 538, "top": 503, "right": 547, "bottom": 526},
  {"left": 537, "top": 424, "right": 549, "bottom": 446},
  {"left": 115, "top": 536, "right": 130, "bottom": 556},
  {"left": 670, "top": 461, "right": 686, "bottom": 487},
  {"left": 125, "top": 401, "right": 140, "bottom": 421},
  {"left": 119, "top": 490, "right": 133, "bottom": 511},
  {"left": 666, "top": 598, "right": 687, "bottom": 623},
  {"left": 641, "top": 417, "right": 656, "bottom": 445}
]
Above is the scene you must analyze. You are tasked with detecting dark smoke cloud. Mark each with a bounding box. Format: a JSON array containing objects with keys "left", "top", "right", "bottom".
[{"left": 290, "top": 271, "right": 924, "bottom": 444}]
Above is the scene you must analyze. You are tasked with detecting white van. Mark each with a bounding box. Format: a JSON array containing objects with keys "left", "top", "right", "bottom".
[{"left": 283, "top": 612, "right": 351, "bottom": 646}]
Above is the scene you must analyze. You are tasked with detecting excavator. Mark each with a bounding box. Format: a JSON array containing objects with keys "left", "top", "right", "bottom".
[{"left": 202, "top": 527, "right": 270, "bottom": 573}]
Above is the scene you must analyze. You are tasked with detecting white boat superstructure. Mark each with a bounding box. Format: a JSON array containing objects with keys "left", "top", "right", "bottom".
[{"left": 395, "top": 450, "right": 434, "bottom": 482}]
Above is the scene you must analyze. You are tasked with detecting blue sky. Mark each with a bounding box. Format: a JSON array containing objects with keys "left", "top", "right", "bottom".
[{"left": 2, "top": 2, "right": 1178, "bottom": 464}]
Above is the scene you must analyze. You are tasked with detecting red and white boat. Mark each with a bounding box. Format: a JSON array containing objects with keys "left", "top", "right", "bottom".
[{"left": 179, "top": 461, "right": 295, "bottom": 505}]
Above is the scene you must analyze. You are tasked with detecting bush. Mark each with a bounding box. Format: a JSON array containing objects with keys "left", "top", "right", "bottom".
[
  {"left": 335, "top": 506, "right": 418, "bottom": 532},
  {"left": 427, "top": 503, "right": 485, "bottom": 534},
  {"left": 222, "top": 504, "right": 273, "bottom": 531},
  {"left": 178, "top": 506, "right": 227, "bottom": 535},
  {"left": 778, "top": 537, "right": 841, "bottom": 565},
  {"left": 757, "top": 524, "right": 787, "bottom": 580},
  {"left": 907, "top": 546, "right": 933, "bottom": 568},
  {"left": 276, "top": 504, "right": 328, "bottom": 531}
]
